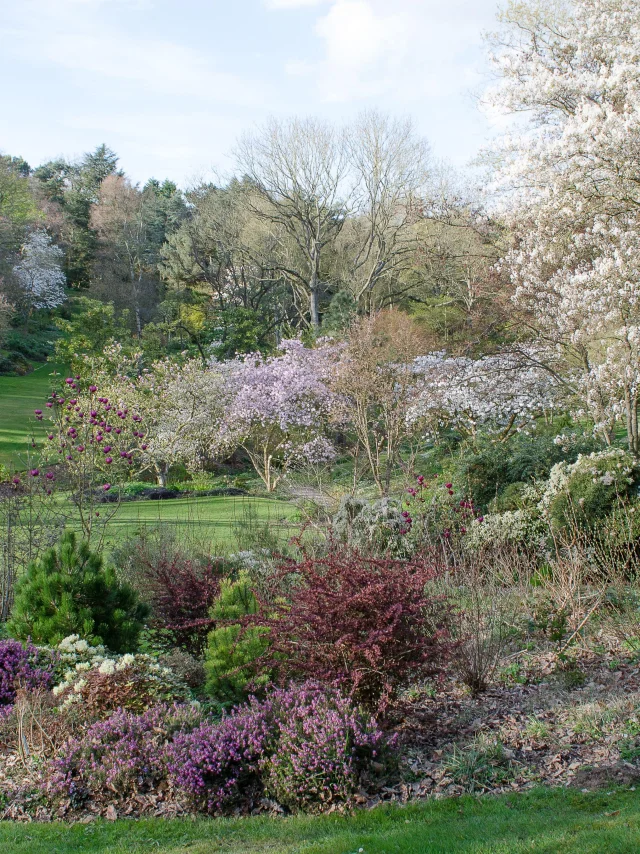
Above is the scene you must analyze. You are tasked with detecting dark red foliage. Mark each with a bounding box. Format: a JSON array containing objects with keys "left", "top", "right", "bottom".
[
  {"left": 259, "top": 546, "right": 451, "bottom": 715},
  {"left": 140, "top": 555, "right": 222, "bottom": 655}
]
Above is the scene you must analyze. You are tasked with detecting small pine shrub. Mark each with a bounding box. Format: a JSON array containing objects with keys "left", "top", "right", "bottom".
[
  {"left": 204, "top": 573, "right": 270, "bottom": 703},
  {"left": 7, "top": 531, "right": 148, "bottom": 652}
]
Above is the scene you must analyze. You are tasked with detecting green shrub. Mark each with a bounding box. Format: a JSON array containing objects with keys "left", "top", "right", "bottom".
[
  {"left": 204, "top": 572, "right": 270, "bottom": 703},
  {"left": 455, "top": 430, "right": 602, "bottom": 510},
  {"left": 7, "top": 531, "right": 148, "bottom": 652},
  {"left": 544, "top": 449, "right": 640, "bottom": 532}
]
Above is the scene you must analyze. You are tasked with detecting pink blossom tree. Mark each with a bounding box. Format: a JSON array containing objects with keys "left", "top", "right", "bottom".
[{"left": 217, "top": 339, "right": 337, "bottom": 492}]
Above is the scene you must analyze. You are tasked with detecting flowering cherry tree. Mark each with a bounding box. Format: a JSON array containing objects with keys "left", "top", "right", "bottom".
[
  {"left": 487, "top": 0, "right": 640, "bottom": 451},
  {"left": 408, "top": 350, "right": 558, "bottom": 440},
  {"left": 12, "top": 230, "right": 67, "bottom": 310},
  {"left": 217, "top": 339, "right": 337, "bottom": 492}
]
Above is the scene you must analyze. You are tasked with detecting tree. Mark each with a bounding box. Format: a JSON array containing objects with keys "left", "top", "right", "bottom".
[
  {"left": 218, "top": 339, "right": 337, "bottom": 492},
  {"left": 336, "top": 111, "right": 431, "bottom": 314},
  {"left": 331, "top": 310, "right": 427, "bottom": 495},
  {"left": 8, "top": 531, "right": 148, "bottom": 652},
  {"left": 12, "top": 229, "right": 66, "bottom": 310},
  {"left": 487, "top": 0, "right": 640, "bottom": 452},
  {"left": 34, "top": 145, "right": 120, "bottom": 289},
  {"left": 235, "top": 117, "right": 349, "bottom": 328}
]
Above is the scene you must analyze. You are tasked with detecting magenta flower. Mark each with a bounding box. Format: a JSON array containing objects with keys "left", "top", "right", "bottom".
[
  {"left": 105, "top": 457, "right": 113, "bottom": 464},
  {"left": 445, "top": 482, "right": 452, "bottom": 489},
  {"left": 29, "top": 469, "right": 39, "bottom": 477},
  {"left": 45, "top": 472, "right": 54, "bottom": 480},
  {"left": 89, "top": 385, "right": 97, "bottom": 393},
  {"left": 103, "top": 483, "right": 111, "bottom": 491},
  {"left": 65, "top": 377, "right": 74, "bottom": 385}
]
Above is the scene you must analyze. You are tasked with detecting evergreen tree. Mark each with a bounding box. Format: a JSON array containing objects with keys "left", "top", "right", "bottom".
[
  {"left": 8, "top": 531, "right": 148, "bottom": 652},
  {"left": 205, "top": 572, "right": 270, "bottom": 702}
]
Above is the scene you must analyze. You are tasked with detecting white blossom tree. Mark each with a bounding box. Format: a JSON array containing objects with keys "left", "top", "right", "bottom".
[
  {"left": 12, "top": 229, "right": 67, "bottom": 310},
  {"left": 487, "top": 0, "right": 640, "bottom": 451}
]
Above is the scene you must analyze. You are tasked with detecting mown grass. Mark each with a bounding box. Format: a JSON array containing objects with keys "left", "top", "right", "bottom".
[
  {"left": 96, "top": 495, "right": 298, "bottom": 547},
  {"left": 1, "top": 788, "right": 639, "bottom": 853},
  {"left": 0, "top": 363, "right": 65, "bottom": 467}
]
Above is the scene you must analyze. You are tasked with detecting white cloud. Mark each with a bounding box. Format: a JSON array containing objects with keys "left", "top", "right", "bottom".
[
  {"left": 1, "top": 1, "right": 267, "bottom": 107},
  {"left": 265, "top": 0, "right": 327, "bottom": 8},
  {"left": 280, "top": 0, "right": 497, "bottom": 104}
]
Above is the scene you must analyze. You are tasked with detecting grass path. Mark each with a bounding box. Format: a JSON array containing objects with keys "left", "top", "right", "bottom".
[{"left": 1, "top": 788, "right": 639, "bottom": 854}]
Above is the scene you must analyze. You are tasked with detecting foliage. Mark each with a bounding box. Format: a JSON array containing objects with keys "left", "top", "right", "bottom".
[
  {"left": 264, "top": 681, "right": 387, "bottom": 813},
  {"left": 542, "top": 449, "right": 640, "bottom": 532},
  {"left": 167, "top": 682, "right": 386, "bottom": 814},
  {"left": 138, "top": 552, "right": 222, "bottom": 656},
  {"left": 0, "top": 639, "right": 53, "bottom": 706},
  {"left": 53, "top": 651, "right": 192, "bottom": 719},
  {"left": 7, "top": 531, "right": 148, "bottom": 651},
  {"left": 453, "top": 430, "right": 602, "bottom": 510},
  {"left": 166, "top": 700, "right": 272, "bottom": 812},
  {"left": 258, "top": 546, "right": 450, "bottom": 713},
  {"left": 48, "top": 704, "right": 203, "bottom": 806},
  {"left": 205, "top": 573, "right": 270, "bottom": 703}
]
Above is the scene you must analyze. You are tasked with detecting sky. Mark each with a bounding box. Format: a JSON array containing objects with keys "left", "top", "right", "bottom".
[{"left": 0, "top": 0, "right": 503, "bottom": 187}]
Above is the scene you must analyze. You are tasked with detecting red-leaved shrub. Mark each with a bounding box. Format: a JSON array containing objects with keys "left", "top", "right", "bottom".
[
  {"left": 140, "top": 554, "right": 222, "bottom": 655},
  {"left": 259, "top": 547, "right": 451, "bottom": 714}
]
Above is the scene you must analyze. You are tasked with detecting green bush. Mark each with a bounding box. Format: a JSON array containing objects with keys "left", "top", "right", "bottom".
[
  {"left": 545, "top": 449, "right": 640, "bottom": 532},
  {"left": 204, "top": 572, "right": 270, "bottom": 703},
  {"left": 455, "top": 430, "right": 602, "bottom": 510},
  {"left": 7, "top": 531, "right": 148, "bottom": 652}
]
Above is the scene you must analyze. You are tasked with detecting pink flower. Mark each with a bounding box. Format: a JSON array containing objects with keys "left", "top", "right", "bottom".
[
  {"left": 89, "top": 385, "right": 97, "bottom": 393},
  {"left": 103, "top": 483, "right": 111, "bottom": 491},
  {"left": 30, "top": 469, "right": 39, "bottom": 477},
  {"left": 105, "top": 457, "right": 113, "bottom": 464},
  {"left": 445, "top": 483, "right": 452, "bottom": 489}
]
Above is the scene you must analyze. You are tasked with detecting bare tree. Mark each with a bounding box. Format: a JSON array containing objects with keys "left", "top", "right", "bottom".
[
  {"left": 235, "top": 117, "right": 349, "bottom": 329},
  {"left": 338, "top": 111, "right": 431, "bottom": 313}
]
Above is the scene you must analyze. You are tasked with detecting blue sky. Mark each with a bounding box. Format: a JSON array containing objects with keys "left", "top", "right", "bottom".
[{"left": 0, "top": 0, "right": 502, "bottom": 187}]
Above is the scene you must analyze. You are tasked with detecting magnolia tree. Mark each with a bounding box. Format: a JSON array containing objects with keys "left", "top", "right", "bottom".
[
  {"left": 12, "top": 229, "right": 67, "bottom": 311},
  {"left": 38, "top": 375, "right": 143, "bottom": 542},
  {"left": 215, "top": 339, "right": 337, "bottom": 492},
  {"left": 487, "top": 0, "right": 640, "bottom": 451},
  {"left": 408, "top": 350, "right": 559, "bottom": 440}
]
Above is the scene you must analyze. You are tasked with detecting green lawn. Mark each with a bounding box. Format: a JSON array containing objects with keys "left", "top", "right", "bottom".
[
  {"left": 96, "top": 495, "right": 298, "bottom": 547},
  {"left": 1, "top": 789, "right": 639, "bottom": 853},
  {"left": 0, "top": 363, "right": 65, "bottom": 467}
]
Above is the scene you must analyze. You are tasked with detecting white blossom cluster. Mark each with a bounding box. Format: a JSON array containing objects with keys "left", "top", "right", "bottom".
[
  {"left": 408, "top": 350, "right": 557, "bottom": 437},
  {"left": 12, "top": 229, "right": 67, "bottom": 309},
  {"left": 487, "top": 0, "right": 640, "bottom": 447}
]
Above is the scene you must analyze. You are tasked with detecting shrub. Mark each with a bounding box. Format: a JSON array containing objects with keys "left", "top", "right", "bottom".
[
  {"left": 205, "top": 573, "right": 271, "bottom": 704},
  {"left": 139, "top": 553, "right": 222, "bottom": 656},
  {"left": 543, "top": 449, "right": 640, "bottom": 532},
  {"left": 264, "top": 682, "right": 386, "bottom": 813},
  {"left": 54, "top": 652, "right": 192, "bottom": 719},
  {"left": 0, "top": 639, "right": 53, "bottom": 706},
  {"left": 166, "top": 702, "right": 272, "bottom": 812},
  {"left": 48, "top": 704, "right": 203, "bottom": 807},
  {"left": 7, "top": 531, "right": 148, "bottom": 652},
  {"left": 454, "top": 429, "right": 602, "bottom": 510},
  {"left": 258, "top": 547, "right": 450, "bottom": 714},
  {"left": 167, "top": 682, "right": 387, "bottom": 814}
]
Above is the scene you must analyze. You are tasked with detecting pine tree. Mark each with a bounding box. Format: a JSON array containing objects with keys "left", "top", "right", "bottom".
[
  {"left": 8, "top": 531, "right": 148, "bottom": 652},
  {"left": 204, "top": 572, "right": 270, "bottom": 702}
]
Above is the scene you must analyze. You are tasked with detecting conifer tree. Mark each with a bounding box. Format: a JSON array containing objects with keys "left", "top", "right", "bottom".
[{"left": 8, "top": 531, "right": 148, "bottom": 652}]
